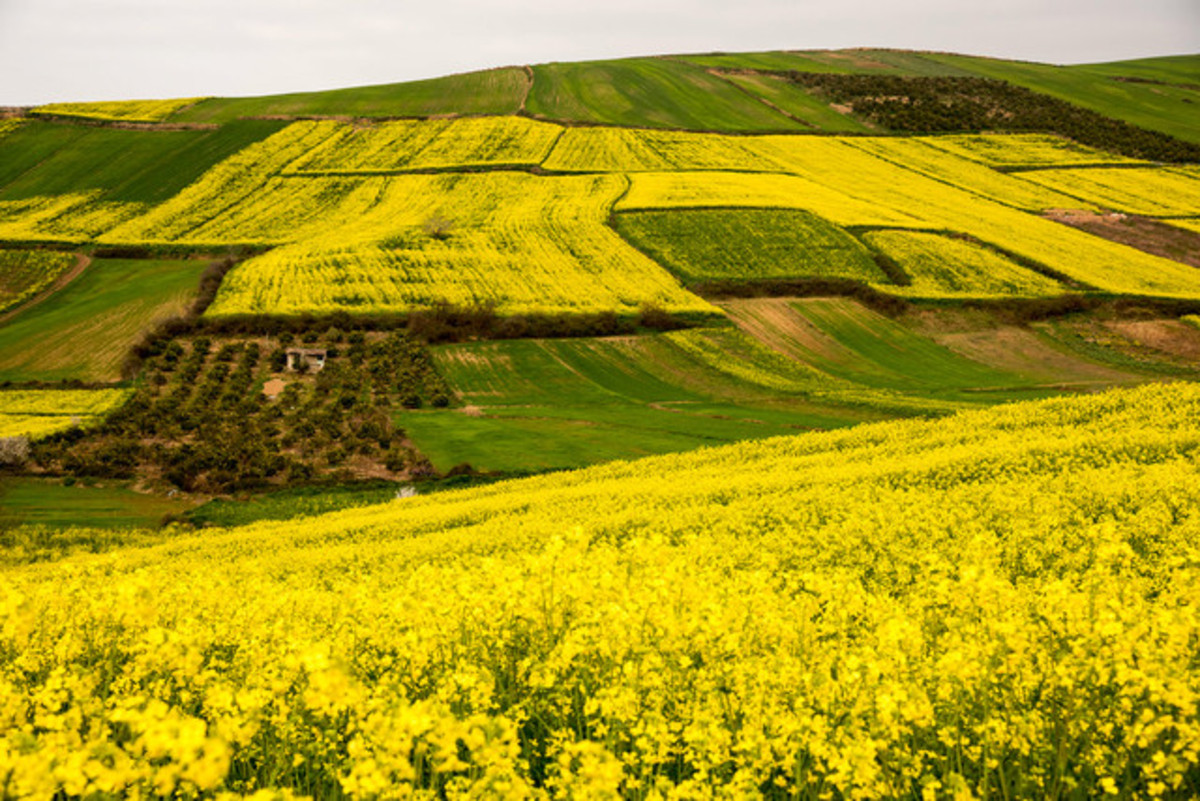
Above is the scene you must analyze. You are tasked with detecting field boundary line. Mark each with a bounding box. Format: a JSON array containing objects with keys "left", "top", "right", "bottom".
[{"left": 0, "top": 252, "right": 90, "bottom": 325}]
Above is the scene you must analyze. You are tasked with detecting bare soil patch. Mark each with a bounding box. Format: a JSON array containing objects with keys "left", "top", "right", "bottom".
[
  {"left": 935, "top": 326, "right": 1139, "bottom": 386},
  {"left": 1044, "top": 210, "right": 1200, "bottom": 268},
  {"left": 1103, "top": 319, "right": 1200, "bottom": 362},
  {"left": 262, "top": 378, "right": 287, "bottom": 399}
]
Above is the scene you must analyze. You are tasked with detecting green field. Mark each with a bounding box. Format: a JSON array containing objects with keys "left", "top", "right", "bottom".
[
  {"left": 171, "top": 68, "right": 528, "bottom": 124},
  {"left": 722, "top": 297, "right": 1145, "bottom": 402},
  {"left": 525, "top": 57, "right": 803, "bottom": 131},
  {"left": 1075, "top": 54, "right": 1200, "bottom": 86},
  {"left": 0, "top": 257, "right": 207, "bottom": 381},
  {"left": 719, "top": 72, "right": 874, "bottom": 131},
  {"left": 614, "top": 208, "right": 886, "bottom": 283},
  {"left": 401, "top": 334, "right": 882, "bottom": 472},
  {"left": 0, "top": 477, "right": 195, "bottom": 531},
  {"left": 0, "top": 119, "right": 285, "bottom": 205}
]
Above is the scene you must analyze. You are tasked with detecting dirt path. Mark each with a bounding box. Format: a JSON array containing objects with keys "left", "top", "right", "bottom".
[
  {"left": 518, "top": 65, "right": 535, "bottom": 113},
  {"left": 0, "top": 253, "right": 90, "bottom": 325}
]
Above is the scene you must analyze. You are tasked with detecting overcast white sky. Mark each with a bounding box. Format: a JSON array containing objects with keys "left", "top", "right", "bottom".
[{"left": 1, "top": 0, "right": 1197, "bottom": 106}]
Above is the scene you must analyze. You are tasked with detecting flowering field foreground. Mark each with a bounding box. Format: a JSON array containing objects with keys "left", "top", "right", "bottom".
[{"left": 3, "top": 382, "right": 1200, "bottom": 797}]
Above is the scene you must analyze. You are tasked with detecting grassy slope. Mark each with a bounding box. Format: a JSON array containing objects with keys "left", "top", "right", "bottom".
[
  {"left": 402, "top": 335, "right": 878, "bottom": 472},
  {"left": 722, "top": 297, "right": 1142, "bottom": 402},
  {"left": 0, "top": 478, "right": 195, "bottom": 530},
  {"left": 0, "top": 257, "right": 206, "bottom": 382},
  {"left": 0, "top": 119, "right": 286, "bottom": 204},
  {"left": 1071, "top": 54, "right": 1200, "bottom": 86},
  {"left": 171, "top": 68, "right": 528, "bottom": 124},
  {"left": 718, "top": 72, "right": 874, "bottom": 132},
  {"left": 525, "top": 57, "right": 803, "bottom": 131}
]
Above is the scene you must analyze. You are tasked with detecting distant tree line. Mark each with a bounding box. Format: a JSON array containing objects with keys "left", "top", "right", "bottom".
[{"left": 786, "top": 73, "right": 1200, "bottom": 163}]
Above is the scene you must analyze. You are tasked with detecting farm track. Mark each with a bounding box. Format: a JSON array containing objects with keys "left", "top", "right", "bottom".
[{"left": 0, "top": 252, "right": 89, "bottom": 325}]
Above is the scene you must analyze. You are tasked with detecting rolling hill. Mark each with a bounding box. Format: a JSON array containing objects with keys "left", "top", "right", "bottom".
[{"left": 1, "top": 45, "right": 1200, "bottom": 798}]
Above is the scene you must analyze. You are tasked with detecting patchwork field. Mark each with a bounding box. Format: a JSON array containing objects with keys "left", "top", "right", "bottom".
[
  {"left": 2, "top": 46, "right": 1200, "bottom": 799},
  {"left": 0, "top": 113, "right": 1196, "bottom": 318}
]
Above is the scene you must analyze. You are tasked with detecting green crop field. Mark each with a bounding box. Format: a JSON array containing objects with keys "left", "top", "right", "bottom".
[
  {"left": 0, "top": 477, "right": 195, "bottom": 531},
  {"left": 0, "top": 119, "right": 285, "bottom": 205},
  {"left": 718, "top": 72, "right": 874, "bottom": 132},
  {"left": 525, "top": 57, "right": 803, "bottom": 131},
  {"left": 722, "top": 297, "right": 1145, "bottom": 402},
  {"left": 0, "top": 257, "right": 206, "bottom": 381},
  {"left": 402, "top": 334, "right": 894, "bottom": 472},
  {"left": 170, "top": 67, "right": 529, "bottom": 123},
  {"left": 614, "top": 208, "right": 885, "bottom": 284}
]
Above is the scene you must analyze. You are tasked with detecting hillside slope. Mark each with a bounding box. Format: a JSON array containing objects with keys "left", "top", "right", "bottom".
[{"left": 3, "top": 382, "right": 1200, "bottom": 796}]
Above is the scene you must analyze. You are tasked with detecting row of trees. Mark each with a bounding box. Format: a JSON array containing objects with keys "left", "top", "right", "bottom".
[
  {"left": 31, "top": 331, "right": 447, "bottom": 493},
  {"left": 787, "top": 73, "right": 1200, "bottom": 163}
]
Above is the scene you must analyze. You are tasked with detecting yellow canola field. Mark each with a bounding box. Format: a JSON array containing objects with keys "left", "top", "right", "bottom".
[
  {"left": 205, "top": 172, "right": 716, "bottom": 317},
  {"left": 1168, "top": 218, "right": 1200, "bottom": 235},
  {"left": 30, "top": 98, "right": 206, "bottom": 123},
  {"left": 1016, "top": 167, "right": 1200, "bottom": 218},
  {"left": 0, "top": 193, "right": 147, "bottom": 244},
  {"left": 542, "top": 126, "right": 784, "bottom": 173},
  {"left": 3, "top": 382, "right": 1200, "bottom": 797},
  {"left": 745, "top": 136, "right": 1200, "bottom": 297},
  {"left": 842, "top": 137, "right": 1096, "bottom": 212},
  {"left": 0, "top": 249, "right": 76, "bottom": 314},
  {"left": 921, "top": 133, "right": 1146, "bottom": 168},
  {"left": 0, "top": 388, "right": 128, "bottom": 440},
  {"left": 58, "top": 120, "right": 1200, "bottom": 311},
  {"left": 862, "top": 230, "right": 1065, "bottom": 298},
  {"left": 617, "top": 171, "right": 921, "bottom": 227},
  {"left": 100, "top": 121, "right": 349, "bottom": 245},
  {"left": 286, "top": 116, "right": 564, "bottom": 174}
]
